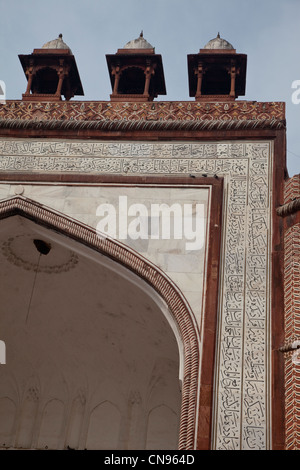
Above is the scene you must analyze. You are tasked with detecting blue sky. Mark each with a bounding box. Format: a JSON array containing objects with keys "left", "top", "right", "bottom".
[{"left": 0, "top": 0, "right": 299, "bottom": 176}]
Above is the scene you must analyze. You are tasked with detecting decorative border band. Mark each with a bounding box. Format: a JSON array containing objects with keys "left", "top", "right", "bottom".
[
  {"left": 0, "top": 118, "right": 286, "bottom": 132},
  {"left": 0, "top": 100, "right": 286, "bottom": 122}
]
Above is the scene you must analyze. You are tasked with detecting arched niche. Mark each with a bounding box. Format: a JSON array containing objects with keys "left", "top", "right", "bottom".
[
  {"left": 0, "top": 397, "right": 17, "bottom": 448},
  {"left": 86, "top": 401, "right": 121, "bottom": 450},
  {"left": 146, "top": 404, "right": 179, "bottom": 450},
  {"left": 37, "top": 399, "right": 65, "bottom": 450}
]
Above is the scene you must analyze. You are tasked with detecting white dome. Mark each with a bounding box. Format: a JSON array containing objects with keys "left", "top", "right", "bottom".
[
  {"left": 203, "top": 33, "right": 234, "bottom": 50},
  {"left": 42, "top": 34, "right": 72, "bottom": 53}
]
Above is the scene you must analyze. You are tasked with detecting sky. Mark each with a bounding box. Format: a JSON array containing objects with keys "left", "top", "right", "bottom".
[{"left": 0, "top": 0, "right": 299, "bottom": 177}]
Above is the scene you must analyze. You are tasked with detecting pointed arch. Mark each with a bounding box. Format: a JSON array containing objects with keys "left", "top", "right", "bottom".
[{"left": 0, "top": 195, "right": 200, "bottom": 449}]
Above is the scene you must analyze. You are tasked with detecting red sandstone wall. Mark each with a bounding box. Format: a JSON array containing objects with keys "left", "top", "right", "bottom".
[{"left": 283, "top": 174, "right": 300, "bottom": 450}]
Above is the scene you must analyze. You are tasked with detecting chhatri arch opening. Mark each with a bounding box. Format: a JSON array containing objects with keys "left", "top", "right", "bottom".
[{"left": 0, "top": 196, "right": 200, "bottom": 450}]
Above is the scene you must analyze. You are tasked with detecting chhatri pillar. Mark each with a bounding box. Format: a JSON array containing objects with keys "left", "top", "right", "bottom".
[
  {"left": 187, "top": 33, "right": 247, "bottom": 101},
  {"left": 19, "top": 34, "right": 84, "bottom": 101},
  {"left": 106, "top": 32, "right": 166, "bottom": 102}
]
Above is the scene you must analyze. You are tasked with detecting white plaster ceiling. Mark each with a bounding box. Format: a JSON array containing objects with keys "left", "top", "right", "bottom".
[{"left": 0, "top": 215, "right": 181, "bottom": 449}]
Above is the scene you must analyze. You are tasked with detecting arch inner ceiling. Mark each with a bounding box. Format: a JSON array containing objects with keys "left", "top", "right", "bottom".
[{"left": 0, "top": 214, "right": 184, "bottom": 450}]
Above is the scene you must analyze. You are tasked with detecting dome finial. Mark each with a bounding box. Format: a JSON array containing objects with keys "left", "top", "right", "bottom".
[
  {"left": 59, "top": 33, "right": 63, "bottom": 38},
  {"left": 123, "top": 32, "right": 154, "bottom": 50},
  {"left": 217, "top": 32, "right": 220, "bottom": 38}
]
